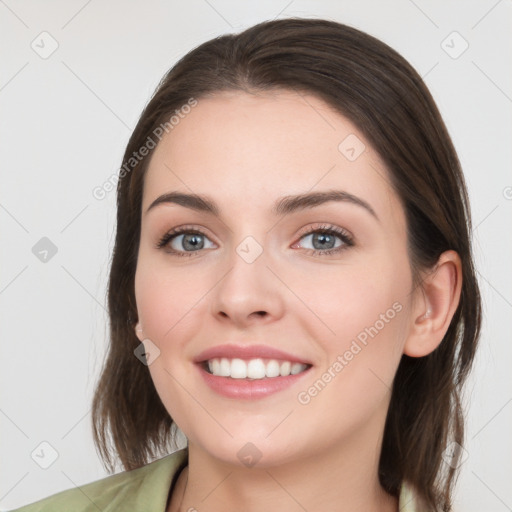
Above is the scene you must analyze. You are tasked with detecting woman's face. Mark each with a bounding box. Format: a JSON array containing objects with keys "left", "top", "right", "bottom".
[{"left": 134, "top": 89, "right": 416, "bottom": 468}]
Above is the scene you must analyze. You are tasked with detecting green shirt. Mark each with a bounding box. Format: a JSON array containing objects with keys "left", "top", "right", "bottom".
[{"left": 10, "top": 448, "right": 420, "bottom": 511}]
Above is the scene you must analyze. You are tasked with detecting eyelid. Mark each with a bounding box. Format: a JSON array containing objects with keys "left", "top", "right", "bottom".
[
  {"left": 295, "top": 223, "right": 353, "bottom": 241},
  {"left": 292, "top": 223, "right": 355, "bottom": 252},
  {"left": 155, "top": 225, "right": 218, "bottom": 251}
]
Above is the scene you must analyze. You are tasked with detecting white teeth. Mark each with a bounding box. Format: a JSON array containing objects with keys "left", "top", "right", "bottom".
[
  {"left": 247, "top": 359, "right": 266, "bottom": 379},
  {"left": 291, "top": 363, "right": 306, "bottom": 375},
  {"left": 280, "top": 361, "right": 291, "bottom": 376},
  {"left": 230, "top": 358, "right": 247, "bottom": 379},
  {"left": 266, "top": 360, "right": 280, "bottom": 378},
  {"left": 206, "top": 358, "right": 308, "bottom": 378},
  {"left": 211, "top": 359, "right": 220, "bottom": 375},
  {"left": 219, "top": 358, "right": 230, "bottom": 376}
]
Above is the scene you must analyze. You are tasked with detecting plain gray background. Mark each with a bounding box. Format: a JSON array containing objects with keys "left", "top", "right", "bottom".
[{"left": 1, "top": 1, "right": 511, "bottom": 510}]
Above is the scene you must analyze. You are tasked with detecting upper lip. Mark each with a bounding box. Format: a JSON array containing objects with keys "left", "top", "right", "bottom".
[{"left": 194, "top": 344, "right": 312, "bottom": 365}]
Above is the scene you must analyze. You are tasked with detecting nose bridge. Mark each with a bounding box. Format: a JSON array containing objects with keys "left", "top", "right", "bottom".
[
  {"left": 210, "top": 231, "right": 284, "bottom": 323},
  {"left": 225, "top": 233, "right": 270, "bottom": 296}
]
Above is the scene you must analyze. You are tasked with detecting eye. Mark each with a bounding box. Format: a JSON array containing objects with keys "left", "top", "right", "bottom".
[
  {"left": 156, "top": 226, "right": 215, "bottom": 257},
  {"left": 292, "top": 224, "right": 354, "bottom": 256},
  {"left": 156, "top": 223, "right": 354, "bottom": 258}
]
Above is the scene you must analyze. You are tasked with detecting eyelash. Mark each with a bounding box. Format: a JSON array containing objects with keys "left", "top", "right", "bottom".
[{"left": 155, "top": 224, "right": 354, "bottom": 258}]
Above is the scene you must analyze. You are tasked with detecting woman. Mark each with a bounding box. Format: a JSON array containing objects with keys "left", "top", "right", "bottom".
[{"left": 12, "top": 17, "right": 481, "bottom": 512}]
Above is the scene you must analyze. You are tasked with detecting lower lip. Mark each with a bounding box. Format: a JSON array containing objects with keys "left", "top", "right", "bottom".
[{"left": 196, "top": 363, "right": 312, "bottom": 399}]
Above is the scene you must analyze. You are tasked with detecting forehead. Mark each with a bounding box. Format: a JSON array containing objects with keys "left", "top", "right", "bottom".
[{"left": 142, "top": 90, "right": 404, "bottom": 228}]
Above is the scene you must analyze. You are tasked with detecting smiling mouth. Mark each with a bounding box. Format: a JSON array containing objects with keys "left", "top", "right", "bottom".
[{"left": 201, "top": 357, "right": 312, "bottom": 379}]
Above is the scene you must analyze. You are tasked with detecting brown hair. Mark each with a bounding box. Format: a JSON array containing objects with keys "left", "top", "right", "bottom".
[{"left": 91, "top": 17, "right": 481, "bottom": 511}]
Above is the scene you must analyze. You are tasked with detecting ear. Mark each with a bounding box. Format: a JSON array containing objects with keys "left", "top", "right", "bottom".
[
  {"left": 404, "top": 250, "right": 463, "bottom": 358},
  {"left": 134, "top": 322, "right": 144, "bottom": 342}
]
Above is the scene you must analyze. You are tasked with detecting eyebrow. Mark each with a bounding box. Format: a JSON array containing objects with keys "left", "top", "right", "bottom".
[{"left": 145, "top": 189, "right": 379, "bottom": 222}]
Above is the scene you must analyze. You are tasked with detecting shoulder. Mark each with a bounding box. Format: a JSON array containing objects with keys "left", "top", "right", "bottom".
[{"left": 9, "top": 448, "right": 188, "bottom": 512}]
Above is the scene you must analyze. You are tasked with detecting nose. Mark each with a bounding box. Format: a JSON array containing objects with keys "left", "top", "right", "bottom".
[{"left": 210, "top": 242, "right": 285, "bottom": 329}]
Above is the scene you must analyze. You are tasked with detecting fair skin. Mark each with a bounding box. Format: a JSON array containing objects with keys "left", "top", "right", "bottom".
[{"left": 134, "top": 89, "right": 462, "bottom": 512}]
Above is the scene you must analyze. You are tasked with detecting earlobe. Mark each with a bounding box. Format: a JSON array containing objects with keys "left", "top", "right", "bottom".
[
  {"left": 135, "top": 322, "right": 144, "bottom": 341},
  {"left": 404, "top": 250, "right": 462, "bottom": 358}
]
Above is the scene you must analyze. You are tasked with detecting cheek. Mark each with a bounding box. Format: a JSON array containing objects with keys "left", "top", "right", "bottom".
[
  {"left": 134, "top": 259, "right": 205, "bottom": 429},
  {"left": 294, "top": 276, "right": 409, "bottom": 433},
  {"left": 290, "top": 254, "right": 411, "bottom": 412},
  {"left": 292, "top": 255, "right": 408, "bottom": 343},
  {"left": 134, "top": 257, "right": 202, "bottom": 343}
]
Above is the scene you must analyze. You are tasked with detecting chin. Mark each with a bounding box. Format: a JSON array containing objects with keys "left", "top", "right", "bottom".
[{"left": 189, "top": 431, "right": 311, "bottom": 470}]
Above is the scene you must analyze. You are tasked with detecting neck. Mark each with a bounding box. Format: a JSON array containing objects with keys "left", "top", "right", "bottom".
[{"left": 168, "top": 424, "right": 398, "bottom": 512}]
